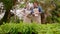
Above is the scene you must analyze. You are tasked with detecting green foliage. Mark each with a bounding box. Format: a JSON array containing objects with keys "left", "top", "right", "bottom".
[
  {"left": 1, "top": 0, "right": 14, "bottom": 10},
  {"left": 54, "top": 0, "right": 60, "bottom": 7},
  {"left": 0, "top": 23, "right": 60, "bottom": 34},
  {"left": 29, "top": 0, "right": 35, "bottom": 3},
  {"left": 19, "top": 4, "right": 25, "bottom": 8}
]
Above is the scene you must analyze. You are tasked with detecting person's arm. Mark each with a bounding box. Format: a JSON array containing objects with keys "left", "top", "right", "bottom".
[{"left": 38, "top": 6, "right": 43, "bottom": 13}]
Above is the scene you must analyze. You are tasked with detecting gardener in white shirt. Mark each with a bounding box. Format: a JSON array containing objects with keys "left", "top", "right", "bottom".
[{"left": 23, "top": 3, "right": 33, "bottom": 23}]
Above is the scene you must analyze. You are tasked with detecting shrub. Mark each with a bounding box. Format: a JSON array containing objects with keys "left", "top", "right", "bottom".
[{"left": 0, "top": 23, "right": 60, "bottom": 34}]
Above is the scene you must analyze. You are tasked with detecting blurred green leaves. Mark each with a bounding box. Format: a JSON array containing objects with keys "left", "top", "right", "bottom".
[
  {"left": 0, "top": 23, "right": 60, "bottom": 34},
  {"left": 1, "top": 0, "right": 14, "bottom": 10}
]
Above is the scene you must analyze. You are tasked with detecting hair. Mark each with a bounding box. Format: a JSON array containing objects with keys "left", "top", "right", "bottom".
[{"left": 33, "top": 1, "right": 39, "bottom": 5}]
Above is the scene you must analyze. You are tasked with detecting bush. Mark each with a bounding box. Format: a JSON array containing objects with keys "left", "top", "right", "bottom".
[{"left": 0, "top": 23, "right": 60, "bottom": 34}]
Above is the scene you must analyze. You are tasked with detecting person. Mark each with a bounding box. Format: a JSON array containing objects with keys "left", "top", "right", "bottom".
[
  {"left": 31, "top": 1, "right": 42, "bottom": 23},
  {"left": 23, "top": 3, "right": 32, "bottom": 23}
]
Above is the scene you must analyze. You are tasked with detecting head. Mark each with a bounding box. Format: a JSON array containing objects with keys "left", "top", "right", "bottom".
[{"left": 33, "top": 1, "right": 39, "bottom": 8}]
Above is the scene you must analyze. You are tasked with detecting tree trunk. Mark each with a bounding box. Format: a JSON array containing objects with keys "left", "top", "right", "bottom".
[
  {"left": 0, "top": 0, "right": 17, "bottom": 25},
  {"left": 0, "top": 10, "right": 11, "bottom": 25}
]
